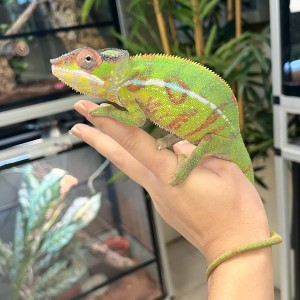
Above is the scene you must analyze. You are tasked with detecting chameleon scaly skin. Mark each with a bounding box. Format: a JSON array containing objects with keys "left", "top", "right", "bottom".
[{"left": 50, "top": 47, "right": 254, "bottom": 185}]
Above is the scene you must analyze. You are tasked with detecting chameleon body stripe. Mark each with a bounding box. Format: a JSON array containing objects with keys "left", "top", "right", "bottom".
[{"left": 123, "top": 78, "right": 232, "bottom": 127}]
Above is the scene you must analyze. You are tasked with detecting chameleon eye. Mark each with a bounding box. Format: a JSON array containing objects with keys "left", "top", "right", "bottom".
[{"left": 76, "top": 49, "right": 100, "bottom": 70}]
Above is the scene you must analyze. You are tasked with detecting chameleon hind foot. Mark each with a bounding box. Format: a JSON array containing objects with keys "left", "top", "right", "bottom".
[
  {"left": 156, "top": 133, "right": 182, "bottom": 150},
  {"left": 171, "top": 133, "right": 254, "bottom": 185},
  {"left": 171, "top": 134, "right": 234, "bottom": 185}
]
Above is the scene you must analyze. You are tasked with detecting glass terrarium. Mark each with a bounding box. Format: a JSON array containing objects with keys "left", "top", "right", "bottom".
[
  {"left": 0, "top": 122, "right": 168, "bottom": 299},
  {"left": 0, "top": 0, "right": 120, "bottom": 111}
]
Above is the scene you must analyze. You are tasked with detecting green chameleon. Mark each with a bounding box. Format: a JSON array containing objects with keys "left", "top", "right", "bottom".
[{"left": 51, "top": 47, "right": 253, "bottom": 185}]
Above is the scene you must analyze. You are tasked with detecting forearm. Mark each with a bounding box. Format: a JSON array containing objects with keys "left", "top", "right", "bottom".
[{"left": 208, "top": 247, "right": 274, "bottom": 300}]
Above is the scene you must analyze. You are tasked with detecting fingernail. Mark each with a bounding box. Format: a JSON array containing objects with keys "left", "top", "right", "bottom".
[
  {"left": 70, "top": 125, "right": 81, "bottom": 136},
  {"left": 177, "top": 140, "right": 189, "bottom": 145},
  {"left": 74, "top": 101, "right": 88, "bottom": 115}
]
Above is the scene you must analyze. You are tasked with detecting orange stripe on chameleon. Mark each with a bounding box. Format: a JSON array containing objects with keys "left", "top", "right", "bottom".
[
  {"left": 184, "top": 103, "right": 228, "bottom": 139},
  {"left": 166, "top": 110, "right": 198, "bottom": 130},
  {"left": 165, "top": 75, "right": 191, "bottom": 105}
]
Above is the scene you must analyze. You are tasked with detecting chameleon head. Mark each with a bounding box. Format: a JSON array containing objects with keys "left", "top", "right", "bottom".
[{"left": 50, "top": 47, "right": 130, "bottom": 98}]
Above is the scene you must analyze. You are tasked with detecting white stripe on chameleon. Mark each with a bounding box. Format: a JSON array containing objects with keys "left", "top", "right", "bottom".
[
  {"left": 52, "top": 66, "right": 105, "bottom": 86},
  {"left": 123, "top": 78, "right": 232, "bottom": 126}
]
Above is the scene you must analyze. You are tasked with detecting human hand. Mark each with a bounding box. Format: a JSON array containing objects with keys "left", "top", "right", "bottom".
[{"left": 71, "top": 100, "right": 270, "bottom": 263}]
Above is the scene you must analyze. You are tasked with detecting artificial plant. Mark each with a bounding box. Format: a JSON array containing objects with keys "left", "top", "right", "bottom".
[{"left": 0, "top": 165, "right": 101, "bottom": 300}]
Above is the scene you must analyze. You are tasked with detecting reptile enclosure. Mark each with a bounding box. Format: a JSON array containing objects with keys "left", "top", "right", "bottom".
[{"left": 0, "top": 1, "right": 172, "bottom": 299}]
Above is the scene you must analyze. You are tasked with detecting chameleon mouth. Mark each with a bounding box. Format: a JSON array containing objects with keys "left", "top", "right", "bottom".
[
  {"left": 52, "top": 66, "right": 105, "bottom": 86},
  {"left": 51, "top": 65, "right": 105, "bottom": 97}
]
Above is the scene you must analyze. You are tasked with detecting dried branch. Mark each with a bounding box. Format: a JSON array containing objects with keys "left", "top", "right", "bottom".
[
  {"left": 153, "top": 0, "right": 171, "bottom": 54},
  {"left": 167, "top": 0, "right": 177, "bottom": 43},
  {"left": 234, "top": 0, "right": 244, "bottom": 129},
  {"left": 227, "top": 0, "right": 233, "bottom": 21},
  {"left": 0, "top": 0, "right": 47, "bottom": 51},
  {"left": 192, "top": 0, "right": 204, "bottom": 57}
]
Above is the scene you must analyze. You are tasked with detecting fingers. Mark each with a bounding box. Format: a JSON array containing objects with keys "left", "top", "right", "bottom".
[
  {"left": 71, "top": 123, "right": 153, "bottom": 188},
  {"left": 74, "top": 100, "right": 178, "bottom": 181},
  {"left": 173, "top": 140, "right": 196, "bottom": 157}
]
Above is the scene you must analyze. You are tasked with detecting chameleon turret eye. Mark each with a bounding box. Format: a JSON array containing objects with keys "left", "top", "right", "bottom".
[{"left": 76, "top": 49, "right": 101, "bottom": 70}]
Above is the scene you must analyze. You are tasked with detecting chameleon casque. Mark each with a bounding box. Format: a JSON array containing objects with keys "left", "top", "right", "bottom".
[{"left": 51, "top": 47, "right": 254, "bottom": 185}]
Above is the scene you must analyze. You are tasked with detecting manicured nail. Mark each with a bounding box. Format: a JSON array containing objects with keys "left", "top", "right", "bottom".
[
  {"left": 177, "top": 140, "right": 189, "bottom": 145},
  {"left": 74, "top": 101, "right": 88, "bottom": 115},
  {"left": 70, "top": 125, "right": 81, "bottom": 136}
]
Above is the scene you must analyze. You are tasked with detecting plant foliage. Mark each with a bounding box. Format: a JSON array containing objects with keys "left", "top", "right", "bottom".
[
  {"left": 0, "top": 165, "right": 101, "bottom": 299},
  {"left": 115, "top": 0, "right": 273, "bottom": 186}
]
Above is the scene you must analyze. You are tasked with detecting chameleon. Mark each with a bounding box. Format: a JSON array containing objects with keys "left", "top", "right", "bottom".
[{"left": 50, "top": 47, "right": 254, "bottom": 185}]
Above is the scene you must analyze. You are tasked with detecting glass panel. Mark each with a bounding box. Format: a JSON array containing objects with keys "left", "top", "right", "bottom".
[
  {"left": 281, "top": 0, "right": 300, "bottom": 96},
  {"left": 0, "top": 0, "right": 114, "bottom": 35},
  {"left": 288, "top": 112, "right": 300, "bottom": 146},
  {"left": 0, "top": 0, "right": 119, "bottom": 111},
  {"left": 0, "top": 145, "right": 162, "bottom": 299},
  {"left": 80, "top": 263, "right": 164, "bottom": 300}
]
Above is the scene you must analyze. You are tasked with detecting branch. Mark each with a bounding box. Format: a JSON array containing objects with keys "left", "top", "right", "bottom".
[
  {"left": 153, "top": 0, "right": 171, "bottom": 54},
  {"left": 192, "top": 0, "right": 205, "bottom": 57},
  {"left": 0, "top": 0, "right": 47, "bottom": 51}
]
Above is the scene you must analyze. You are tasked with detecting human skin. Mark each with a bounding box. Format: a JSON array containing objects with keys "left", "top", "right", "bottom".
[{"left": 71, "top": 99, "right": 274, "bottom": 300}]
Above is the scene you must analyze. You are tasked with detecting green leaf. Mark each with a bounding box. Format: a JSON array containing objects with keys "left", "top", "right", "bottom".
[
  {"left": 204, "top": 23, "right": 217, "bottom": 56},
  {"left": 107, "top": 170, "right": 125, "bottom": 184},
  {"left": 81, "top": 0, "right": 95, "bottom": 23},
  {"left": 215, "top": 32, "right": 251, "bottom": 56},
  {"left": 40, "top": 224, "right": 78, "bottom": 254},
  {"left": 250, "top": 46, "right": 268, "bottom": 72},
  {"left": 11, "top": 210, "right": 25, "bottom": 278},
  {"left": 176, "top": 0, "right": 192, "bottom": 8},
  {"left": 61, "top": 193, "right": 101, "bottom": 231},
  {"left": 18, "top": 182, "right": 30, "bottom": 218},
  {"left": 172, "top": 9, "right": 194, "bottom": 27},
  {"left": 27, "top": 168, "right": 67, "bottom": 232},
  {"left": 34, "top": 260, "right": 86, "bottom": 298},
  {"left": 0, "top": 240, "right": 12, "bottom": 276},
  {"left": 201, "top": 0, "right": 220, "bottom": 18},
  {"left": 246, "top": 79, "right": 265, "bottom": 87},
  {"left": 223, "top": 48, "right": 250, "bottom": 78},
  {"left": 199, "top": 0, "right": 211, "bottom": 12}
]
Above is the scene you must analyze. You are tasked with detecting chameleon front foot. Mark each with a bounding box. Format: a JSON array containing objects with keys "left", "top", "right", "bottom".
[
  {"left": 89, "top": 103, "right": 146, "bottom": 127},
  {"left": 89, "top": 103, "right": 113, "bottom": 116}
]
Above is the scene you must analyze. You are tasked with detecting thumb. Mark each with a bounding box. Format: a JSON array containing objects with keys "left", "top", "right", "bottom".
[{"left": 173, "top": 140, "right": 196, "bottom": 157}]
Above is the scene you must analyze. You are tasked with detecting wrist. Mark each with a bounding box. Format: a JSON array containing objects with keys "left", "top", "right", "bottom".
[
  {"left": 207, "top": 247, "right": 274, "bottom": 300},
  {"left": 202, "top": 215, "right": 270, "bottom": 264}
]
